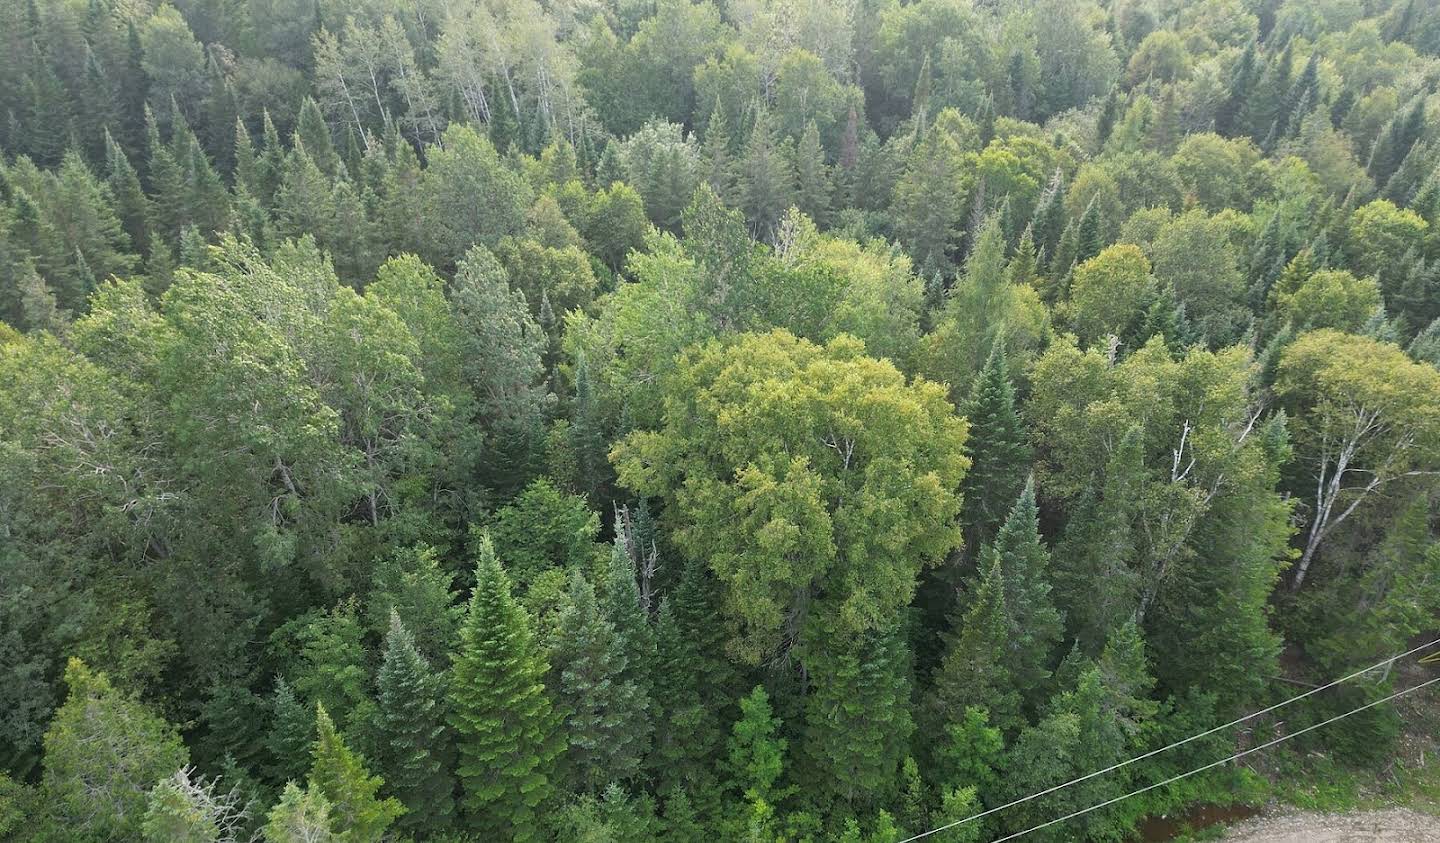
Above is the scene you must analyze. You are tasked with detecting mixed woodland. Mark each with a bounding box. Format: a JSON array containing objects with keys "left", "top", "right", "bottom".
[{"left": 3, "top": 0, "right": 1440, "bottom": 839}]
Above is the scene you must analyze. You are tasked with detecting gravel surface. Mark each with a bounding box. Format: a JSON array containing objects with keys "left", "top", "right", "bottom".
[{"left": 1222, "top": 808, "right": 1440, "bottom": 841}]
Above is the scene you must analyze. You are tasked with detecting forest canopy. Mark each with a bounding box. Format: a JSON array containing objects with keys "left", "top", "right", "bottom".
[{"left": 3, "top": 0, "right": 1440, "bottom": 840}]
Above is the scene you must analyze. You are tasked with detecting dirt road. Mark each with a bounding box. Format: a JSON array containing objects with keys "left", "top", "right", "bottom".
[{"left": 1222, "top": 808, "right": 1440, "bottom": 841}]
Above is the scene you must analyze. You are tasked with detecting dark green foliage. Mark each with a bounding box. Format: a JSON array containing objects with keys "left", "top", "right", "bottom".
[
  {"left": 550, "top": 570, "right": 651, "bottom": 790},
  {"left": 959, "top": 339, "right": 1032, "bottom": 549},
  {"left": 449, "top": 536, "right": 562, "bottom": 841},
  {"left": 267, "top": 679, "right": 315, "bottom": 786},
  {"left": 5, "top": 2, "right": 1440, "bottom": 839},
  {"left": 376, "top": 613, "right": 454, "bottom": 836},
  {"left": 802, "top": 626, "right": 914, "bottom": 810},
  {"left": 927, "top": 556, "right": 1022, "bottom": 734}
]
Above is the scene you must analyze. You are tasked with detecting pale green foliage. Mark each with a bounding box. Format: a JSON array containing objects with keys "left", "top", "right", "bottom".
[{"left": 614, "top": 330, "right": 968, "bottom": 663}]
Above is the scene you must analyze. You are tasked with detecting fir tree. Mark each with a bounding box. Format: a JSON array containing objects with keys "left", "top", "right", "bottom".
[
  {"left": 105, "top": 130, "right": 150, "bottom": 257},
  {"left": 263, "top": 782, "right": 336, "bottom": 842},
  {"left": 41, "top": 659, "right": 188, "bottom": 839},
  {"left": 598, "top": 540, "right": 659, "bottom": 707},
  {"left": 739, "top": 109, "right": 795, "bottom": 239},
  {"left": 550, "top": 569, "right": 650, "bottom": 790},
  {"left": 266, "top": 678, "right": 314, "bottom": 785},
  {"left": 795, "top": 120, "right": 832, "bottom": 227},
  {"left": 143, "top": 767, "right": 254, "bottom": 843},
  {"left": 296, "top": 96, "right": 340, "bottom": 177},
  {"left": 928, "top": 556, "right": 1022, "bottom": 734},
  {"left": 960, "top": 338, "right": 1032, "bottom": 551},
  {"left": 309, "top": 704, "right": 403, "bottom": 843},
  {"left": 726, "top": 686, "right": 787, "bottom": 807},
  {"left": 802, "top": 626, "right": 914, "bottom": 809},
  {"left": 701, "top": 103, "right": 738, "bottom": 203},
  {"left": 376, "top": 612, "right": 455, "bottom": 836},
  {"left": 1030, "top": 170, "right": 1066, "bottom": 262},
  {"left": 984, "top": 480, "right": 1063, "bottom": 706},
  {"left": 1216, "top": 41, "right": 1258, "bottom": 137},
  {"left": 570, "top": 352, "right": 610, "bottom": 502},
  {"left": 448, "top": 535, "right": 561, "bottom": 841},
  {"left": 1076, "top": 197, "right": 1103, "bottom": 264},
  {"left": 1052, "top": 428, "right": 1143, "bottom": 650}
]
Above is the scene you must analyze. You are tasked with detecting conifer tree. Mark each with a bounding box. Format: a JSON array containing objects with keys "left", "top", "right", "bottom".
[
  {"left": 448, "top": 535, "right": 561, "bottom": 840},
  {"left": 143, "top": 767, "right": 254, "bottom": 843},
  {"left": 1030, "top": 170, "right": 1066, "bottom": 263},
  {"left": 598, "top": 541, "right": 658, "bottom": 706},
  {"left": 1216, "top": 40, "right": 1257, "bottom": 137},
  {"left": 296, "top": 96, "right": 340, "bottom": 177},
  {"left": 927, "top": 556, "right": 1022, "bottom": 733},
  {"left": 1076, "top": 197, "right": 1103, "bottom": 264},
  {"left": 985, "top": 480, "right": 1063, "bottom": 705},
  {"left": 651, "top": 598, "right": 722, "bottom": 806},
  {"left": 376, "top": 612, "right": 455, "bottom": 836},
  {"left": 739, "top": 109, "right": 795, "bottom": 239},
  {"left": 234, "top": 117, "right": 257, "bottom": 193},
  {"left": 802, "top": 626, "right": 914, "bottom": 809},
  {"left": 41, "top": 659, "right": 188, "bottom": 839},
  {"left": 726, "top": 686, "right": 786, "bottom": 807},
  {"left": 701, "top": 104, "right": 738, "bottom": 203},
  {"left": 105, "top": 130, "right": 151, "bottom": 256},
  {"left": 960, "top": 339, "right": 1032, "bottom": 550},
  {"left": 570, "top": 352, "right": 610, "bottom": 502},
  {"left": 551, "top": 569, "right": 651, "bottom": 790},
  {"left": 309, "top": 704, "right": 403, "bottom": 843},
  {"left": 263, "top": 782, "right": 336, "bottom": 842},
  {"left": 266, "top": 678, "right": 315, "bottom": 785},
  {"left": 255, "top": 109, "right": 285, "bottom": 207},
  {"left": 1007, "top": 226, "right": 1039, "bottom": 288},
  {"left": 795, "top": 120, "right": 832, "bottom": 227},
  {"left": 1052, "top": 428, "right": 1143, "bottom": 649}
]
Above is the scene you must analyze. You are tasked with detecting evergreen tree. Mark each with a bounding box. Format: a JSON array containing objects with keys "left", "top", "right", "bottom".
[
  {"left": 233, "top": 117, "right": 257, "bottom": 194},
  {"left": 266, "top": 678, "right": 315, "bottom": 785},
  {"left": 376, "top": 612, "right": 455, "bottom": 836},
  {"left": 927, "top": 556, "right": 1022, "bottom": 734},
  {"left": 984, "top": 480, "right": 1063, "bottom": 706},
  {"left": 795, "top": 120, "right": 832, "bottom": 227},
  {"left": 143, "top": 767, "right": 253, "bottom": 843},
  {"left": 1216, "top": 41, "right": 1258, "bottom": 137},
  {"left": 255, "top": 109, "right": 285, "bottom": 207},
  {"left": 1075, "top": 197, "right": 1103, "bottom": 264},
  {"left": 296, "top": 96, "right": 340, "bottom": 177},
  {"left": 550, "top": 569, "right": 651, "bottom": 790},
  {"left": 1052, "top": 428, "right": 1143, "bottom": 650},
  {"left": 651, "top": 597, "right": 721, "bottom": 808},
  {"left": 41, "top": 659, "right": 188, "bottom": 839},
  {"left": 802, "top": 626, "right": 914, "bottom": 809},
  {"left": 105, "top": 130, "right": 151, "bottom": 257},
  {"left": 1030, "top": 170, "right": 1066, "bottom": 263},
  {"left": 739, "top": 109, "right": 795, "bottom": 239},
  {"left": 726, "top": 685, "right": 787, "bottom": 808},
  {"left": 308, "top": 704, "right": 403, "bottom": 843},
  {"left": 263, "top": 782, "right": 337, "bottom": 842},
  {"left": 960, "top": 339, "right": 1032, "bottom": 550},
  {"left": 701, "top": 103, "right": 738, "bottom": 203},
  {"left": 448, "top": 535, "right": 562, "bottom": 841},
  {"left": 570, "top": 352, "right": 611, "bottom": 502},
  {"left": 597, "top": 540, "right": 658, "bottom": 709}
]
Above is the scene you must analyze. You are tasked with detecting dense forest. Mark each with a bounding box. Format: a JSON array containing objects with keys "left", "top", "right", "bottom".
[{"left": 3, "top": 0, "right": 1440, "bottom": 839}]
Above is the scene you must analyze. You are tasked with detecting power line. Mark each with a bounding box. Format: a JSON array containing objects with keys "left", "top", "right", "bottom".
[
  {"left": 987, "top": 673, "right": 1440, "bottom": 843},
  {"left": 898, "top": 636, "right": 1440, "bottom": 843}
]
